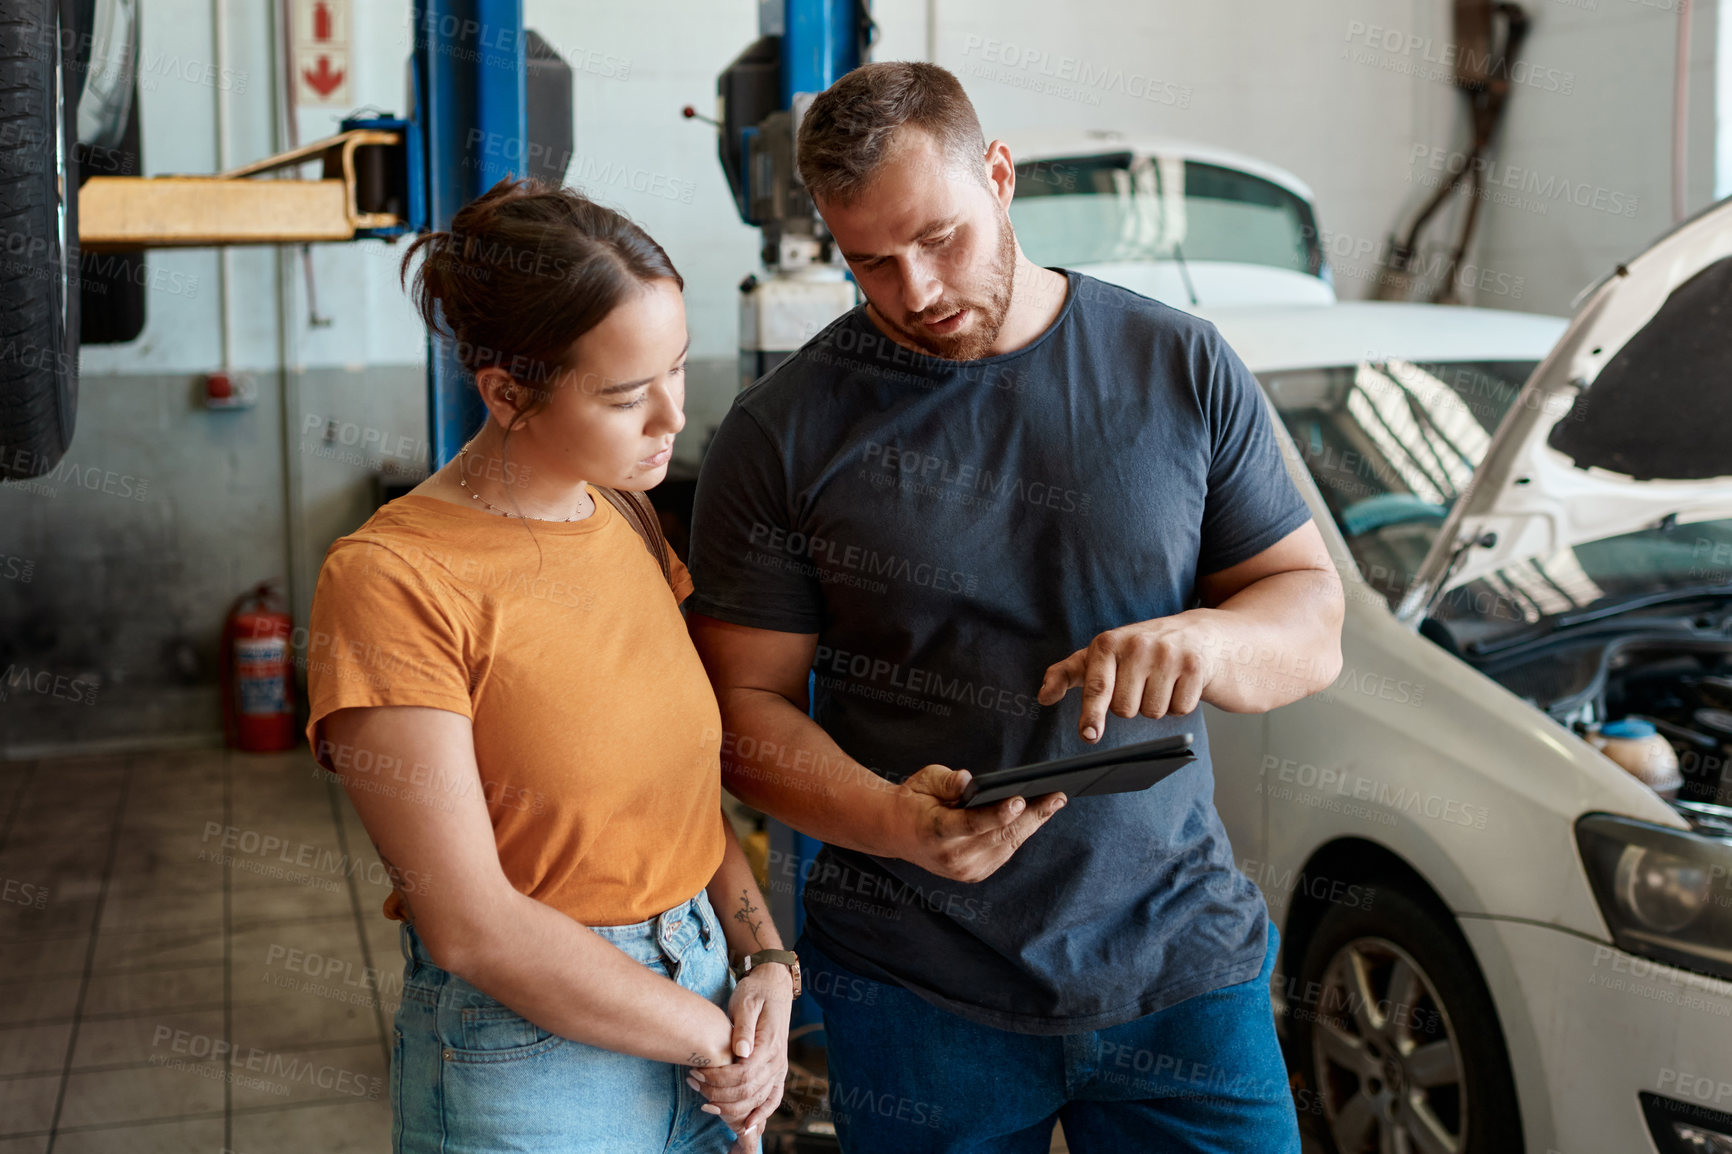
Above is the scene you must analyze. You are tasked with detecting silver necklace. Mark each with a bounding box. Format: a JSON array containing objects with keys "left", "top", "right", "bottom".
[{"left": 455, "top": 444, "right": 591, "bottom": 522}]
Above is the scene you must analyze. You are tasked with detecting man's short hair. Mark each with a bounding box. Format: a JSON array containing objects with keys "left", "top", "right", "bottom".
[{"left": 796, "top": 62, "right": 990, "bottom": 207}]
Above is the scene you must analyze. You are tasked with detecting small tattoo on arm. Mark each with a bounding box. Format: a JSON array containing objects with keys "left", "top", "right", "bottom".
[
  {"left": 734, "top": 887, "right": 766, "bottom": 948},
  {"left": 687, "top": 1051, "right": 712, "bottom": 1067}
]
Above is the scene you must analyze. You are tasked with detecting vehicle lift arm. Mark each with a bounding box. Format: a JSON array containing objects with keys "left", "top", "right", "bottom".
[{"left": 75, "top": 0, "right": 530, "bottom": 464}]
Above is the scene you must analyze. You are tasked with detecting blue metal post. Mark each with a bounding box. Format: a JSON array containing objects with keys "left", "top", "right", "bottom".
[
  {"left": 474, "top": 0, "right": 528, "bottom": 193},
  {"left": 414, "top": 0, "right": 528, "bottom": 468},
  {"left": 780, "top": 0, "right": 861, "bottom": 106}
]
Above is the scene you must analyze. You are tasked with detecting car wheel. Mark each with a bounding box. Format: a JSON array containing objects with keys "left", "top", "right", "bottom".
[
  {"left": 0, "top": 0, "right": 81, "bottom": 480},
  {"left": 1294, "top": 886, "right": 1522, "bottom": 1154}
]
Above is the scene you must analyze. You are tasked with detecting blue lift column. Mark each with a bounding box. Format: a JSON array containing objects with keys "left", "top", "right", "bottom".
[
  {"left": 781, "top": 0, "right": 861, "bottom": 107},
  {"left": 413, "top": 0, "right": 529, "bottom": 467}
]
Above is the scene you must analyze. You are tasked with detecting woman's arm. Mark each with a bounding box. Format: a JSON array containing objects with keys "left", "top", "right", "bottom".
[
  {"left": 707, "top": 814, "right": 784, "bottom": 965},
  {"left": 692, "top": 813, "right": 791, "bottom": 1141},
  {"left": 319, "top": 704, "right": 737, "bottom": 1069}
]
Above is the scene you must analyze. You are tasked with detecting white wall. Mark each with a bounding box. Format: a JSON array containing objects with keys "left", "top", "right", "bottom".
[{"left": 1471, "top": 0, "right": 1719, "bottom": 313}]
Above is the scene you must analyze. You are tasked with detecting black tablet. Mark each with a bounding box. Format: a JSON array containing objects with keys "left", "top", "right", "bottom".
[{"left": 955, "top": 734, "right": 1196, "bottom": 809}]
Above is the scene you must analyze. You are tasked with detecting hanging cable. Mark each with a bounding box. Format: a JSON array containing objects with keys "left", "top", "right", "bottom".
[{"left": 1376, "top": 1, "right": 1529, "bottom": 304}]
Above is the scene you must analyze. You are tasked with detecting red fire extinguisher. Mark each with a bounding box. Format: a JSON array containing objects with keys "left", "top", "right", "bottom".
[{"left": 220, "top": 582, "right": 297, "bottom": 751}]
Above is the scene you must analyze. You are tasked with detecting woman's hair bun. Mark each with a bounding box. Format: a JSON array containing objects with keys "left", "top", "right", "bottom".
[{"left": 401, "top": 176, "right": 683, "bottom": 417}]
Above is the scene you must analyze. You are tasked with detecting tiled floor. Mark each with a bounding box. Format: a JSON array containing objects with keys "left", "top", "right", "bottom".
[{"left": 0, "top": 747, "right": 395, "bottom": 1154}]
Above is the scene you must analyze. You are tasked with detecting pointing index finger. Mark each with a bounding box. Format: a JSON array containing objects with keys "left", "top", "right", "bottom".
[{"left": 1078, "top": 643, "right": 1117, "bottom": 742}]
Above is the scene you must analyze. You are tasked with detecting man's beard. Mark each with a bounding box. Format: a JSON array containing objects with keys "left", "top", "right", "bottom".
[{"left": 875, "top": 207, "right": 1018, "bottom": 362}]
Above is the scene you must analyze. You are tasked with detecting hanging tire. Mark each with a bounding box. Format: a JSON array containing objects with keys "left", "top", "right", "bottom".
[
  {"left": 0, "top": 0, "right": 81, "bottom": 481},
  {"left": 1293, "top": 885, "right": 1524, "bottom": 1154}
]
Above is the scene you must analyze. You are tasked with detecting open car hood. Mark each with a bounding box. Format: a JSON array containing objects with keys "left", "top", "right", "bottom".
[{"left": 1400, "top": 196, "right": 1732, "bottom": 621}]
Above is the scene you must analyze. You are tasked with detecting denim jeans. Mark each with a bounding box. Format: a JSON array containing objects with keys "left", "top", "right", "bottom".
[
  {"left": 798, "top": 921, "right": 1299, "bottom": 1154},
  {"left": 391, "top": 890, "right": 741, "bottom": 1153}
]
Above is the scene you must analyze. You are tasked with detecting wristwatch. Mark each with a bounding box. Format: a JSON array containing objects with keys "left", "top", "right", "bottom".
[{"left": 735, "top": 948, "right": 801, "bottom": 998}]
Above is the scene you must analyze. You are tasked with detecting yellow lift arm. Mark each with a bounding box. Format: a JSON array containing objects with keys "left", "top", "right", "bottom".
[{"left": 77, "top": 128, "right": 404, "bottom": 251}]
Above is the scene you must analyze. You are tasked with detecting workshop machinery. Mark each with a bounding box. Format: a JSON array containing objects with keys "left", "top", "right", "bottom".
[{"left": 713, "top": 0, "right": 870, "bottom": 392}]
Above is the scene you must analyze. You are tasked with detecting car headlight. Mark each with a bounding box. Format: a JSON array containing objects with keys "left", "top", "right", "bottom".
[{"left": 1576, "top": 814, "right": 1732, "bottom": 983}]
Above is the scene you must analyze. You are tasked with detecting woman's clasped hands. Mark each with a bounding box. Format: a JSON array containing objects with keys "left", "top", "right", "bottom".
[{"left": 687, "top": 965, "right": 794, "bottom": 1154}]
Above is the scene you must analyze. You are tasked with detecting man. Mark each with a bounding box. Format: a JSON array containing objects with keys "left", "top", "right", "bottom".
[{"left": 686, "top": 61, "right": 1343, "bottom": 1153}]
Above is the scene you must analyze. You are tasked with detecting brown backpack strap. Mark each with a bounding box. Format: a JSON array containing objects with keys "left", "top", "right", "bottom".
[{"left": 595, "top": 486, "right": 672, "bottom": 587}]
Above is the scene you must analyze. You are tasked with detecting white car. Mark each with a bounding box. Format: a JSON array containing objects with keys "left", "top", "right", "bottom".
[
  {"left": 1004, "top": 131, "right": 1335, "bottom": 309},
  {"left": 1196, "top": 199, "right": 1732, "bottom": 1154}
]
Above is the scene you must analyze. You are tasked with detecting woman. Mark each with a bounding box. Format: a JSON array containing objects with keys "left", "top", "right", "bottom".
[{"left": 304, "top": 177, "right": 791, "bottom": 1154}]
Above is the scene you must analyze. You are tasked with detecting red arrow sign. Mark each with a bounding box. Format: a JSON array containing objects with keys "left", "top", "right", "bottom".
[{"left": 303, "top": 56, "right": 345, "bottom": 96}]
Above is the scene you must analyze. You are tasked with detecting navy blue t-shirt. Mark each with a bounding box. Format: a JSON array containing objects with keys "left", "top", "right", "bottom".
[{"left": 686, "top": 268, "right": 1314, "bottom": 1034}]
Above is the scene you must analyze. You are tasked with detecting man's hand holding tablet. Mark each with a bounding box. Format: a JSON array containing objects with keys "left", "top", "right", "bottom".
[{"left": 882, "top": 766, "right": 1068, "bottom": 885}]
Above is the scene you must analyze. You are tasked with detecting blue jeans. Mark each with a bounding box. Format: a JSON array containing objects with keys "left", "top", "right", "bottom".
[
  {"left": 798, "top": 922, "right": 1299, "bottom": 1154},
  {"left": 392, "top": 890, "right": 741, "bottom": 1154}
]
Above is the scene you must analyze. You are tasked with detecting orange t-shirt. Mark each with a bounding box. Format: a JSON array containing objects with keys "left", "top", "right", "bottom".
[{"left": 303, "top": 488, "right": 725, "bottom": 927}]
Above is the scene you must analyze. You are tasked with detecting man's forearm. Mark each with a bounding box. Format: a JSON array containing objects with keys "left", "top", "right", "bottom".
[
  {"left": 717, "top": 686, "right": 908, "bottom": 857},
  {"left": 1198, "top": 566, "right": 1344, "bottom": 712}
]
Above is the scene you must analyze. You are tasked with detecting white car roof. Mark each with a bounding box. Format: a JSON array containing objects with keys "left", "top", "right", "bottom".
[
  {"left": 996, "top": 131, "right": 1319, "bottom": 205},
  {"left": 1192, "top": 301, "right": 1569, "bottom": 374}
]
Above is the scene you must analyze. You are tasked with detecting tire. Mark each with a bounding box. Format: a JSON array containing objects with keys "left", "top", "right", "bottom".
[
  {"left": 1293, "top": 886, "right": 1523, "bottom": 1154},
  {"left": 0, "top": 0, "right": 81, "bottom": 480}
]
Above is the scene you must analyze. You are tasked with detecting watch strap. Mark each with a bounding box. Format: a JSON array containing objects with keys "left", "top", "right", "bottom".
[{"left": 739, "top": 948, "right": 801, "bottom": 998}]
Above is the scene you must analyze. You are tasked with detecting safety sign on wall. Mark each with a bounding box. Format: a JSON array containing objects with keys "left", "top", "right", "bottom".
[{"left": 293, "top": 0, "right": 352, "bottom": 107}]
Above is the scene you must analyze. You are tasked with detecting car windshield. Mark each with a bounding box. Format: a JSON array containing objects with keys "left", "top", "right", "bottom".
[
  {"left": 1430, "top": 518, "right": 1732, "bottom": 639},
  {"left": 1010, "top": 153, "right": 1323, "bottom": 276},
  {"left": 1257, "top": 359, "right": 1541, "bottom": 609}
]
